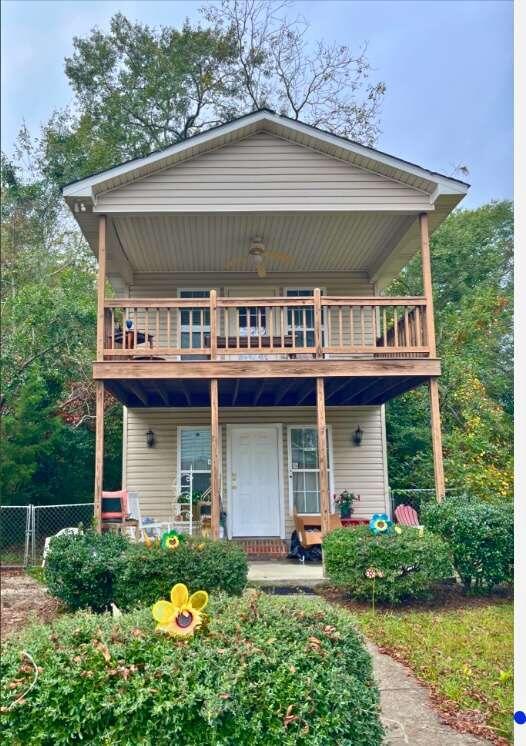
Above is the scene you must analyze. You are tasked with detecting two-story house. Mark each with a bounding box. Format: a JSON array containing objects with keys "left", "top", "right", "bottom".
[{"left": 63, "top": 110, "right": 468, "bottom": 551}]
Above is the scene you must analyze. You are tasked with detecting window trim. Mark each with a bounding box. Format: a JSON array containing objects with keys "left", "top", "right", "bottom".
[
  {"left": 177, "top": 288, "right": 211, "bottom": 357},
  {"left": 284, "top": 287, "right": 327, "bottom": 347},
  {"left": 287, "top": 424, "right": 335, "bottom": 516}
]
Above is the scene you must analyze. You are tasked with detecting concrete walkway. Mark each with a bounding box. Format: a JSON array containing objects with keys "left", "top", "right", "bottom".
[
  {"left": 247, "top": 560, "right": 324, "bottom": 586},
  {"left": 368, "top": 640, "right": 491, "bottom": 745}
]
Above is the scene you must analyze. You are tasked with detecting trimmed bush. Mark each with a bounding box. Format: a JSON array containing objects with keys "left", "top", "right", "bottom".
[
  {"left": 324, "top": 526, "right": 453, "bottom": 603},
  {"left": 113, "top": 539, "right": 248, "bottom": 609},
  {"left": 44, "top": 530, "right": 128, "bottom": 611},
  {"left": 1, "top": 592, "right": 384, "bottom": 745},
  {"left": 422, "top": 496, "right": 513, "bottom": 592},
  {"left": 44, "top": 532, "right": 248, "bottom": 611}
]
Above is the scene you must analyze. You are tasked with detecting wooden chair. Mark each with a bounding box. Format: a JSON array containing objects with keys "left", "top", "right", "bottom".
[
  {"left": 293, "top": 510, "right": 342, "bottom": 549},
  {"left": 394, "top": 504, "right": 421, "bottom": 527},
  {"left": 101, "top": 489, "right": 140, "bottom": 538}
]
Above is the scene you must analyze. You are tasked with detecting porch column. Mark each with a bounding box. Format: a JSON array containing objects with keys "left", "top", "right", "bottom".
[
  {"left": 94, "top": 215, "right": 107, "bottom": 531},
  {"left": 210, "top": 379, "right": 220, "bottom": 538},
  {"left": 316, "top": 378, "right": 331, "bottom": 536},
  {"left": 419, "top": 213, "right": 445, "bottom": 502}
]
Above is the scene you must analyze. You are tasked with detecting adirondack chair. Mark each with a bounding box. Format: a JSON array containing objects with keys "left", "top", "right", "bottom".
[{"left": 394, "top": 503, "right": 421, "bottom": 527}]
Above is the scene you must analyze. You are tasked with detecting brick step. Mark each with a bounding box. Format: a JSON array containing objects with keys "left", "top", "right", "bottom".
[{"left": 233, "top": 538, "right": 288, "bottom": 560}]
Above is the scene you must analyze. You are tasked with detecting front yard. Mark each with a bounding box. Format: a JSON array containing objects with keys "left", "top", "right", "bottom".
[{"left": 321, "top": 587, "right": 513, "bottom": 744}]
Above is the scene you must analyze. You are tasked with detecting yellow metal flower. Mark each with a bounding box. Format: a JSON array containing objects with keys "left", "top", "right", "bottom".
[{"left": 152, "top": 583, "right": 208, "bottom": 637}]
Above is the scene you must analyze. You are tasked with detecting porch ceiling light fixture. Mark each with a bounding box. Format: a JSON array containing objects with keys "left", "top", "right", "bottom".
[
  {"left": 146, "top": 429, "right": 155, "bottom": 448},
  {"left": 352, "top": 425, "right": 363, "bottom": 446}
]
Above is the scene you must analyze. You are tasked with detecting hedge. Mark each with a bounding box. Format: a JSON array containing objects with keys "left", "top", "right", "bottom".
[
  {"left": 323, "top": 526, "right": 453, "bottom": 603},
  {"left": 44, "top": 531, "right": 248, "bottom": 611},
  {"left": 422, "top": 496, "right": 513, "bottom": 592},
  {"left": 1, "top": 592, "right": 384, "bottom": 745}
]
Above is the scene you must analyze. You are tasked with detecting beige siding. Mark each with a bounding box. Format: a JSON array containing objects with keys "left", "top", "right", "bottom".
[
  {"left": 124, "top": 406, "right": 389, "bottom": 540},
  {"left": 97, "top": 133, "right": 431, "bottom": 213}
]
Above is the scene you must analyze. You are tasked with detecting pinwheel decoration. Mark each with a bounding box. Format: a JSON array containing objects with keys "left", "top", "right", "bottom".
[{"left": 152, "top": 583, "right": 208, "bottom": 637}]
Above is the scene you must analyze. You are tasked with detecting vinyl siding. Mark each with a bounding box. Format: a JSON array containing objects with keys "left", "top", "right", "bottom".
[
  {"left": 124, "top": 405, "right": 389, "bottom": 540},
  {"left": 96, "top": 132, "right": 432, "bottom": 213}
]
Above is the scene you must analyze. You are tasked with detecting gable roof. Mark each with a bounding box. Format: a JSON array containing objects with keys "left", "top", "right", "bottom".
[{"left": 62, "top": 108, "right": 469, "bottom": 201}]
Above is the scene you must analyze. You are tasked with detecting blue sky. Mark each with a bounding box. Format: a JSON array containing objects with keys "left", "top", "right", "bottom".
[{"left": 1, "top": 0, "right": 513, "bottom": 207}]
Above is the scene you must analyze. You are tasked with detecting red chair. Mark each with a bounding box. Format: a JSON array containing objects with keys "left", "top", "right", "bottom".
[
  {"left": 394, "top": 504, "right": 420, "bottom": 527},
  {"left": 101, "top": 490, "right": 129, "bottom": 522}
]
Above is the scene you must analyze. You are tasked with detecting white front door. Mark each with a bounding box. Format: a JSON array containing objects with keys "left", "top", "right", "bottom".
[{"left": 230, "top": 426, "right": 281, "bottom": 537}]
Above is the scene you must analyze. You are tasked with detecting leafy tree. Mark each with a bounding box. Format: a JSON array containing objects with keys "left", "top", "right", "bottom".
[
  {"left": 39, "top": 4, "right": 385, "bottom": 187},
  {"left": 386, "top": 201, "right": 513, "bottom": 501}
]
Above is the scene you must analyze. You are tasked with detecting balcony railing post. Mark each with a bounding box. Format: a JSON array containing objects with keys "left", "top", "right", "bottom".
[
  {"left": 96, "top": 215, "right": 107, "bottom": 361},
  {"left": 210, "top": 289, "right": 218, "bottom": 360},
  {"left": 314, "top": 288, "right": 323, "bottom": 358}
]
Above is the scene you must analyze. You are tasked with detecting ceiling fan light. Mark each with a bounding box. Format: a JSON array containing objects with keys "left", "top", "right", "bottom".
[{"left": 252, "top": 253, "right": 263, "bottom": 264}]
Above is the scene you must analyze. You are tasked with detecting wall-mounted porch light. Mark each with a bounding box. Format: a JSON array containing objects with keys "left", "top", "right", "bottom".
[
  {"left": 352, "top": 425, "right": 363, "bottom": 446},
  {"left": 146, "top": 429, "right": 155, "bottom": 448}
]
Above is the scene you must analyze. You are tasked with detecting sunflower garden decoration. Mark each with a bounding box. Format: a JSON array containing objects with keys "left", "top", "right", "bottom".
[
  {"left": 160, "top": 529, "right": 187, "bottom": 550},
  {"left": 152, "top": 583, "right": 208, "bottom": 637},
  {"left": 369, "top": 513, "right": 394, "bottom": 536}
]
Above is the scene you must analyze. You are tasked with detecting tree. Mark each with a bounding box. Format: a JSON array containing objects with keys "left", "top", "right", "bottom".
[
  {"left": 39, "top": 3, "right": 385, "bottom": 187},
  {"left": 386, "top": 201, "right": 513, "bottom": 501}
]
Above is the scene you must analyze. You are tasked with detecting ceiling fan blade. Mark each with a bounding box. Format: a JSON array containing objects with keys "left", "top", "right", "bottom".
[
  {"left": 224, "top": 256, "right": 249, "bottom": 270},
  {"left": 256, "top": 262, "right": 267, "bottom": 278},
  {"left": 263, "top": 249, "right": 294, "bottom": 264}
]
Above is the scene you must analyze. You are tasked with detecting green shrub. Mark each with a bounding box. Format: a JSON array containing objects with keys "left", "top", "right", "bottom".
[
  {"left": 44, "top": 530, "right": 129, "bottom": 611},
  {"left": 44, "top": 532, "right": 248, "bottom": 611},
  {"left": 323, "top": 526, "right": 453, "bottom": 604},
  {"left": 113, "top": 539, "right": 248, "bottom": 609},
  {"left": 0, "top": 592, "right": 383, "bottom": 745},
  {"left": 422, "top": 496, "right": 513, "bottom": 592}
]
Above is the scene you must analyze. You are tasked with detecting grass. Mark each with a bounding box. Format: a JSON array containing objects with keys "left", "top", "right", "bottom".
[{"left": 351, "top": 600, "right": 513, "bottom": 743}]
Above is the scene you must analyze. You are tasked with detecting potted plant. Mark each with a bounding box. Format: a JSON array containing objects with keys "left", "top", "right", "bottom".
[{"left": 334, "top": 490, "right": 360, "bottom": 519}]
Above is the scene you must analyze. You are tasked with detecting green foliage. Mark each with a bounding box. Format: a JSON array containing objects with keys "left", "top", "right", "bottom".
[
  {"left": 44, "top": 532, "right": 248, "bottom": 611},
  {"left": 113, "top": 540, "right": 248, "bottom": 608},
  {"left": 44, "top": 531, "right": 129, "bottom": 611},
  {"left": 386, "top": 202, "right": 513, "bottom": 499},
  {"left": 0, "top": 593, "right": 383, "bottom": 745},
  {"left": 323, "top": 526, "right": 453, "bottom": 604},
  {"left": 422, "top": 496, "right": 513, "bottom": 592}
]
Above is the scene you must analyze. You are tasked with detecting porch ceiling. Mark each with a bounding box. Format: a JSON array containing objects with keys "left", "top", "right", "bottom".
[{"left": 104, "top": 375, "right": 429, "bottom": 408}]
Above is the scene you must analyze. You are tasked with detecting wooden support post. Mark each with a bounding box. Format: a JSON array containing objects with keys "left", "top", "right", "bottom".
[
  {"left": 420, "top": 213, "right": 445, "bottom": 502},
  {"left": 96, "top": 215, "right": 107, "bottom": 361},
  {"left": 94, "top": 381, "right": 105, "bottom": 532},
  {"left": 316, "top": 378, "right": 331, "bottom": 536},
  {"left": 429, "top": 379, "right": 445, "bottom": 502},
  {"left": 210, "top": 379, "right": 220, "bottom": 538}
]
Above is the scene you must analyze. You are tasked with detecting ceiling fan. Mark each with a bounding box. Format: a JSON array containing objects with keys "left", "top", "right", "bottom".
[{"left": 225, "top": 237, "right": 293, "bottom": 278}]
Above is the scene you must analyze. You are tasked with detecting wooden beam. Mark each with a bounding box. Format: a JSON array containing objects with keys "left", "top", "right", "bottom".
[
  {"left": 325, "top": 378, "right": 353, "bottom": 403},
  {"left": 154, "top": 383, "right": 170, "bottom": 406},
  {"left": 127, "top": 382, "right": 149, "bottom": 406},
  {"left": 93, "top": 358, "right": 442, "bottom": 381},
  {"left": 316, "top": 378, "right": 330, "bottom": 537},
  {"left": 96, "top": 215, "right": 107, "bottom": 361},
  {"left": 178, "top": 380, "right": 192, "bottom": 406},
  {"left": 274, "top": 379, "right": 297, "bottom": 405},
  {"left": 210, "top": 379, "right": 220, "bottom": 539},
  {"left": 314, "top": 288, "right": 322, "bottom": 358},
  {"left": 297, "top": 380, "right": 315, "bottom": 405},
  {"left": 339, "top": 378, "right": 379, "bottom": 405},
  {"left": 210, "top": 289, "right": 217, "bottom": 360},
  {"left": 94, "top": 381, "right": 105, "bottom": 532},
  {"left": 429, "top": 379, "right": 445, "bottom": 502},
  {"left": 419, "top": 213, "right": 437, "bottom": 356}
]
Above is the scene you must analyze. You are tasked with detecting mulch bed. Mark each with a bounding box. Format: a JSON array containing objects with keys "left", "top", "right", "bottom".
[
  {"left": 318, "top": 584, "right": 511, "bottom": 746},
  {"left": 1, "top": 572, "right": 61, "bottom": 640}
]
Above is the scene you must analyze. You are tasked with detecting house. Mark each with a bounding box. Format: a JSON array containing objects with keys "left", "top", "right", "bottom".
[{"left": 63, "top": 109, "right": 468, "bottom": 551}]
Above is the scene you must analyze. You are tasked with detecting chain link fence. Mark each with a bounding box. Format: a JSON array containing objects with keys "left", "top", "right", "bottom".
[
  {"left": 390, "top": 487, "right": 466, "bottom": 514},
  {"left": 0, "top": 503, "right": 94, "bottom": 567}
]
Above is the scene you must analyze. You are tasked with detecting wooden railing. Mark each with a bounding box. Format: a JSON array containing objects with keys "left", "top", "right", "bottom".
[{"left": 102, "top": 291, "right": 430, "bottom": 360}]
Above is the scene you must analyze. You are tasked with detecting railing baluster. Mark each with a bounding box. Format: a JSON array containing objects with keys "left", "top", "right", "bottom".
[
  {"left": 111, "top": 309, "right": 115, "bottom": 349},
  {"left": 134, "top": 307, "right": 137, "bottom": 350},
  {"left": 258, "top": 307, "right": 262, "bottom": 349},
  {"left": 200, "top": 309, "right": 204, "bottom": 350},
  {"left": 225, "top": 308, "right": 229, "bottom": 349},
  {"left": 415, "top": 306, "right": 422, "bottom": 348},
  {"left": 280, "top": 307, "right": 285, "bottom": 350},
  {"left": 404, "top": 308, "right": 409, "bottom": 348},
  {"left": 246, "top": 307, "right": 250, "bottom": 349},
  {"left": 360, "top": 306, "right": 365, "bottom": 346},
  {"left": 269, "top": 306, "right": 274, "bottom": 351},
  {"left": 393, "top": 307, "right": 398, "bottom": 349},
  {"left": 349, "top": 306, "right": 354, "bottom": 348},
  {"left": 371, "top": 305, "right": 377, "bottom": 347},
  {"left": 167, "top": 308, "right": 171, "bottom": 348},
  {"left": 338, "top": 306, "right": 343, "bottom": 348},
  {"left": 382, "top": 308, "right": 387, "bottom": 347},
  {"left": 291, "top": 305, "right": 296, "bottom": 351}
]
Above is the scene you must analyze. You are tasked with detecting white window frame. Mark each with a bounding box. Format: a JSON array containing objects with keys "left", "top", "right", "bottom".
[
  {"left": 284, "top": 287, "right": 327, "bottom": 348},
  {"left": 177, "top": 288, "right": 210, "bottom": 358},
  {"left": 176, "top": 425, "right": 222, "bottom": 502},
  {"left": 287, "top": 424, "right": 335, "bottom": 516}
]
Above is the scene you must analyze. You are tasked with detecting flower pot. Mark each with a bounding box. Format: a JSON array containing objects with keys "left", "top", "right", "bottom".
[{"left": 340, "top": 504, "right": 352, "bottom": 519}]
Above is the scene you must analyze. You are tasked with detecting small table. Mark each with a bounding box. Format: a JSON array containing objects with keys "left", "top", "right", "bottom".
[{"left": 340, "top": 518, "right": 369, "bottom": 527}]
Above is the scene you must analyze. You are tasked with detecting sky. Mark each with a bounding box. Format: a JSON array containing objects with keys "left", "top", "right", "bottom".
[{"left": 1, "top": 0, "right": 513, "bottom": 208}]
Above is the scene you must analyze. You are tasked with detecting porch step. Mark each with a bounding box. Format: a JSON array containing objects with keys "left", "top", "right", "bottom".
[{"left": 233, "top": 538, "right": 288, "bottom": 560}]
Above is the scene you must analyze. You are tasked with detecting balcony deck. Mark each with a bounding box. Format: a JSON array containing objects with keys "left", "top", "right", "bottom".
[{"left": 94, "top": 291, "right": 439, "bottom": 406}]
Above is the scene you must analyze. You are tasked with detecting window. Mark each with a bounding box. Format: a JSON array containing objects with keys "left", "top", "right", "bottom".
[
  {"left": 238, "top": 307, "right": 267, "bottom": 336},
  {"left": 179, "top": 290, "right": 210, "bottom": 350},
  {"left": 179, "top": 428, "right": 211, "bottom": 500},
  {"left": 286, "top": 289, "right": 315, "bottom": 347},
  {"left": 288, "top": 426, "right": 332, "bottom": 514}
]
